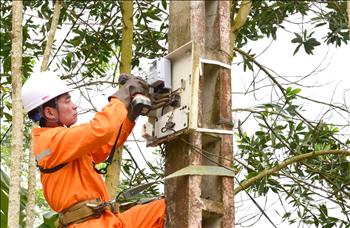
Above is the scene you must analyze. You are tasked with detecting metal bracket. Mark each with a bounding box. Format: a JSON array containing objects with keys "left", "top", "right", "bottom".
[
  {"left": 164, "top": 165, "right": 234, "bottom": 180},
  {"left": 196, "top": 128, "right": 234, "bottom": 135}
]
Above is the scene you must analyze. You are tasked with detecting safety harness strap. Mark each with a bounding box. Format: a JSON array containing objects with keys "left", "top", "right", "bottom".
[
  {"left": 55, "top": 198, "right": 119, "bottom": 228},
  {"left": 94, "top": 123, "right": 123, "bottom": 174},
  {"left": 37, "top": 162, "right": 68, "bottom": 174}
]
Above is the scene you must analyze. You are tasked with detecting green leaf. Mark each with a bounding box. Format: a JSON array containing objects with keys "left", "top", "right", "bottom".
[
  {"left": 293, "top": 44, "right": 302, "bottom": 55},
  {"left": 282, "top": 212, "right": 291, "bottom": 220},
  {"left": 296, "top": 122, "right": 304, "bottom": 131},
  {"left": 291, "top": 33, "right": 303, "bottom": 43},
  {"left": 308, "top": 38, "right": 321, "bottom": 46},
  {"left": 319, "top": 204, "right": 328, "bottom": 216},
  {"left": 37, "top": 211, "right": 58, "bottom": 228},
  {"left": 161, "top": 0, "right": 167, "bottom": 10},
  {"left": 290, "top": 88, "right": 301, "bottom": 95},
  {"left": 323, "top": 223, "right": 336, "bottom": 228},
  {"left": 255, "top": 131, "right": 266, "bottom": 136}
]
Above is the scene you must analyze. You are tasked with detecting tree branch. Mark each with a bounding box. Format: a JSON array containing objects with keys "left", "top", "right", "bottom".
[
  {"left": 234, "top": 47, "right": 349, "bottom": 148},
  {"left": 48, "top": 2, "right": 88, "bottom": 68},
  {"left": 347, "top": 0, "right": 350, "bottom": 34},
  {"left": 234, "top": 149, "right": 350, "bottom": 195},
  {"left": 25, "top": 2, "right": 62, "bottom": 227},
  {"left": 230, "top": 0, "right": 252, "bottom": 58},
  {"left": 40, "top": 0, "right": 62, "bottom": 71},
  {"left": 234, "top": 47, "right": 286, "bottom": 95}
]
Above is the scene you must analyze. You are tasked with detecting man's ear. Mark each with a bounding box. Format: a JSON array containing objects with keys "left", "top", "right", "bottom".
[{"left": 43, "top": 106, "right": 57, "bottom": 120}]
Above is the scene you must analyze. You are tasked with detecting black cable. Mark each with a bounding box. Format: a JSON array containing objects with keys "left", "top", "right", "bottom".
[
  {"left": 131, "top": 132, "right": 159, "bottom": 175},
  {"left": 234, "top": 176, "right": 277, "bottom": 228}
]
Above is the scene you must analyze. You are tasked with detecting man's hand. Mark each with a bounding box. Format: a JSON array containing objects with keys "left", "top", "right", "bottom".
[
  {"left": 110, "top": 74, "right": 149, "bottom": 107},
  {"left": 109, "top": 74, "right": 150, "bottom": 121}
]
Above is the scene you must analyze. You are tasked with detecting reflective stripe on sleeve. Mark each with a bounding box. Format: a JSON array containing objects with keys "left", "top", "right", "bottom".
[{"left": 36, "top": 148, "right": 52, "bottom": 162}]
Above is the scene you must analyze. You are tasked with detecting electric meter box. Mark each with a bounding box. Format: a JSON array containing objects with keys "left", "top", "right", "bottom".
[
  {"left": 143, "top": 41, "right": 198, "bottom": 146},
  {"left": 146, "top": 58, "right": 171, "bottom": 89},
  {"left": 143, "top": 40, "right": 234, "bottom": 146}
]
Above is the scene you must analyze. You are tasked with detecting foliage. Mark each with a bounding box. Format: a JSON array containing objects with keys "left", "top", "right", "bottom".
[
  {"left": 232, "top": 1, "right": 349, "bottom": 227},
  {"left": 236, "top": 89, "right": 350, "bottom": 226},
  {"left": 36, "top": 212, "right": 58, "bottom": 228},
  {"left": 1, "top": 168, "right": 27, "bottom": 227},
  {"left": 1, "top": 0, "right": 168, "bottom": 121},
  {"left": 1, "top": 0, "right": 349, "bottom": 227},
  {"left": 117, "top": 146, "right": 164, "bottom": 202},
  {"left": 235, "top": 1, "right": 348, "bottom": 55},
  {"left": 1, "top": 167, "right": 57, "bottom": 228}
]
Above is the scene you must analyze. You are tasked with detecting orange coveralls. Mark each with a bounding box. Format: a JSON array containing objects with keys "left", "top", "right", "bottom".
[{"left": 32, "top": 98, "right": 165, "bottom": 227}]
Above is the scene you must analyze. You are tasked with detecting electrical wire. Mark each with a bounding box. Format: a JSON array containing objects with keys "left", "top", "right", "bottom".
[
  {"left": 131, "top": 132, "right": 160, "bottom": 176},
  {"left": 123, "top": 146, "right": 149, "bottom": 184}
]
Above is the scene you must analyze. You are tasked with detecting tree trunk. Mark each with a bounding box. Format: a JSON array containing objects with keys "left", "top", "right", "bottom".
[
  {"left": 119, "top": 0, "right": 134, "bottom": 74},
  {"left": 105, "top": 151, "right": 123, "bottom": 198},
  {"left": 8, "top": 1, "right": 24, "bottom": 227},
  {"left": 25, "top": 136, "right": 37, "bottom": 228},
  {"left": 105, "top": 0, "right": 134, "bottom": 198},
  {"left": 26, "top": 1, "right": 62, "bottom": 227}
]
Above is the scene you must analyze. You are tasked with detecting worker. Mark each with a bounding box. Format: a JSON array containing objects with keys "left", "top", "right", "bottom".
[{"left": 21, "top": 71, "right": 166, "bottom": 227}]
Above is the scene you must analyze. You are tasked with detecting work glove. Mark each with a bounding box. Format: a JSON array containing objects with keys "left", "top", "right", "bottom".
[
  {"left": 126, "top": 93, "right": 152, "bottom": 121},
  {"left": 109, "top": 73, "right": 149, "bottom": 113}
]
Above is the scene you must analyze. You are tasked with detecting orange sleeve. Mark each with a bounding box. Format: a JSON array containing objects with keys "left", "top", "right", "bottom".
[
  {"left": 37, "top": 98, "right": 131, "bottom": 168},
  {"left": 91, "top": 116, "right": 135, "bottom": 164}
]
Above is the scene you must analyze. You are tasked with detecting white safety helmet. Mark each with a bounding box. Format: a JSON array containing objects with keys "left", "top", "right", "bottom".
[{"left": 21, "top": 71, "right": 71, "bottom": 113}]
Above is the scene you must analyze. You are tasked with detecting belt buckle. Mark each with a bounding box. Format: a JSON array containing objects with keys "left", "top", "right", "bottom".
[
  {"left": 110, "top": 202, "right": 119, "bottom": 213},
  {"left": 86, "top": 202, "right": 104, "bottom": 217},
  {"left": 86, "top": 203, "right": 99, "bottom": 208}
]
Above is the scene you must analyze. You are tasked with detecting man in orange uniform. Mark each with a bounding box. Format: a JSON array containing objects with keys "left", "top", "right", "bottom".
[{"left": 21, "top": 71, "right": 165, "bottom": 227}]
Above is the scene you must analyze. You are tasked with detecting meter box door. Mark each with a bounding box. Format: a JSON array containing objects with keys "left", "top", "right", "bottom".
[{"left": 144, "top": 41, "right": 200, "bottom": 146}]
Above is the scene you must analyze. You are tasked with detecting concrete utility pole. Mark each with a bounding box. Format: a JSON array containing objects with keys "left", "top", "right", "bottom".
[{"left": 165, "top": 1, "right": 234, "bottom": 227}]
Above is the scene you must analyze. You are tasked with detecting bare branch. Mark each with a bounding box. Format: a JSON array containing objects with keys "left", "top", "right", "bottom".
[
  {"left": 40, "top": 0, "right": 62, "bottom": 71},
  {"left": 348, "top": 1, "right": 350, "bottom": 32},
  {"left": 48, "top": 3, "right": 88, "bottom": 68},
  {"left": 231, "top": 0, "right": 252, "bottom": 58},
  {"left": 234, "top": 150, "right": 350, "bottom": 195}
]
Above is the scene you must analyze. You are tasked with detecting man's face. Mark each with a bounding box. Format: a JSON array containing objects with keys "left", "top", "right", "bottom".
[{"left": 56, "top": 93, "right": 78, "bottom": 127}]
